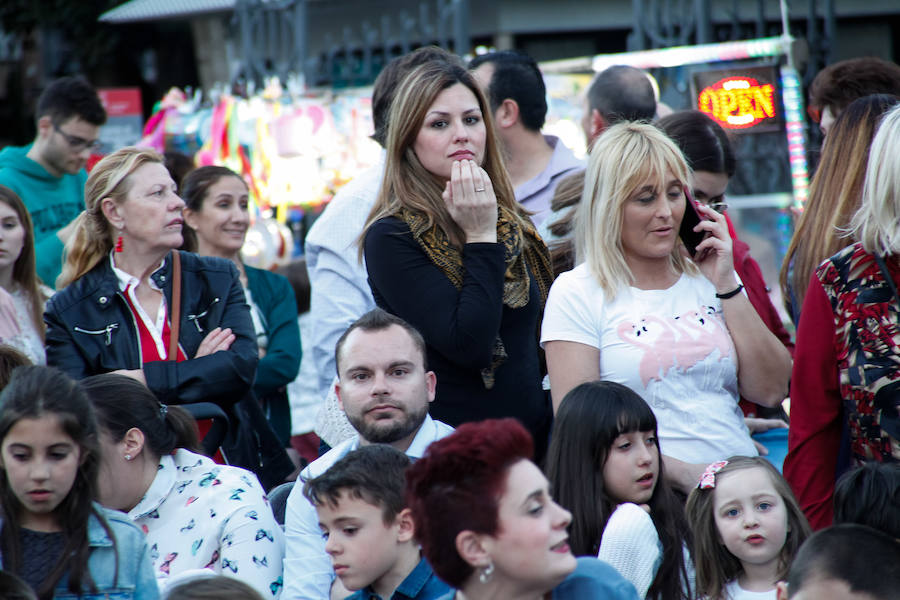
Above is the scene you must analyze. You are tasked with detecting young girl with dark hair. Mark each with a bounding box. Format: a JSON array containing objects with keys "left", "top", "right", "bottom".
[
  {"left": 82, "top": 373, "right": 284, "bottom": 597},
  {"left": 0, "top": 365, "right": 157, "bottom": 600},
  {"left": 545, "top": 381, "right": 693, "bottom": 599}
]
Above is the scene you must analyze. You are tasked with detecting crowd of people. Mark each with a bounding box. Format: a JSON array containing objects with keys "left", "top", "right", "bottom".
[{"left": 0, "top": 44, "right": 898, "bottom": 600}]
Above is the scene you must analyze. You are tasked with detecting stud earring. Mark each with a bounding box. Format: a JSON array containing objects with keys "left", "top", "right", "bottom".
[{"left": 124, "top": 454, "right": 132, "bottom": 461}]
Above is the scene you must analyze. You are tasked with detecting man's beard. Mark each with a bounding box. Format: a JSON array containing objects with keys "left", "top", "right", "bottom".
[{"left": 346, "top": 402, "right": 429, "bottom": 444}]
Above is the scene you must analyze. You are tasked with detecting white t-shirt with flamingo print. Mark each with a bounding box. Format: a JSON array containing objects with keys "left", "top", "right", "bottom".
[{"left": 541, "top": 263, "right": 756, "bottom": 464}]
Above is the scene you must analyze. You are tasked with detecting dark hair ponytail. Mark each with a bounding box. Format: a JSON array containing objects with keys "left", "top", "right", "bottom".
[{"left": 80, "top": 373, "right": 199, "bottom": 455}]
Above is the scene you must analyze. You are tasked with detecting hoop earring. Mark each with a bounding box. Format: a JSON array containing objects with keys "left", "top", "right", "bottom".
[{"left": 479, "top": 561, "right": 494, "bottom": 584}]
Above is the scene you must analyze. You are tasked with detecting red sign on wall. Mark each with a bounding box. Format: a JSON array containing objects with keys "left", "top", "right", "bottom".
[
  {"left": 97, "top": 87, "right": 144, "bottom": 155},
  {"left": 693, "top": 66, "right": 782, "bottom": 134}
]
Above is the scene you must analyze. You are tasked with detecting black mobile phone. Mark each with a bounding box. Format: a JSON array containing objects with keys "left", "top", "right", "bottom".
[{"left": 678, "top": 187, "right": 706, "bottom": 257}]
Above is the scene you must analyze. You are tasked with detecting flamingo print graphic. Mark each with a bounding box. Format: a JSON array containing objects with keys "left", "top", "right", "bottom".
[
  {"left": 617, "top": 307, "right": 732, "bottom": 387},
  {"left": 617, "top": 319, "right": 677, "bottom": 387}
]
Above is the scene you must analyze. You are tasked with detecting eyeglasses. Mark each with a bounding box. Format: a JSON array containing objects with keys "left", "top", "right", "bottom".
[
  {"left": 53, "top": 123, "right": 101, "bottom": 153},
  {"left": 707, "top": 200, "right": 728, "bottom": 214}
]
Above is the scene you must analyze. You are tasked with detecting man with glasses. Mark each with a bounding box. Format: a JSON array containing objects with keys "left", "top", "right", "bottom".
[{"left": 0, "top": 76, "right": 106, "bottom": 286}]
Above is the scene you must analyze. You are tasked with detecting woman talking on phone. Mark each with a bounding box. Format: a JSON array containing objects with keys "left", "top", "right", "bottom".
[{"left": 540, "top": 122, "right": 791, "bottom": 493}]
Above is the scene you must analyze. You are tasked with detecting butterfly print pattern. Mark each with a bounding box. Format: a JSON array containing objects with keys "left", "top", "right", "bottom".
[{"left": 127, "top": 449, "right": 285, "bottom": 597}]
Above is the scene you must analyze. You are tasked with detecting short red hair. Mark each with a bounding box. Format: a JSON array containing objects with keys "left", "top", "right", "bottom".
[{"left": 405, "top": 418, "right": 533, "bottom": 587}]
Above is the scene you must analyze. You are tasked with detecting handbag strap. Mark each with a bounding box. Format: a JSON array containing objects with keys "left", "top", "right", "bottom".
[
  {"left": 874, "top": 254, "right": 900, "bottom": 310},
  {"left": 168, "top": 250, "right": 182, "bottom": 361}
]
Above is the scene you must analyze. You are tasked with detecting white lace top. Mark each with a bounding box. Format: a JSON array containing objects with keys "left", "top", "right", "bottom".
[{"left": 0, "top": 285, "right": 46, "bottom": 365}]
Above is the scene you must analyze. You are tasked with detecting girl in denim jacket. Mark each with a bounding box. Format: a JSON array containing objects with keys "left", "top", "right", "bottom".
[{"left": 0, "top": 366, "right": 158, "bottom": 600}]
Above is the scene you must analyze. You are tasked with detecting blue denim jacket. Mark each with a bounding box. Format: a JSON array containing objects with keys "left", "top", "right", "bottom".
[
  {"left": 433, "top": 557, "right": 639, "bottom": 600},
  {"left": 2, "top": 504, "right": 159, "bottom": 599}
]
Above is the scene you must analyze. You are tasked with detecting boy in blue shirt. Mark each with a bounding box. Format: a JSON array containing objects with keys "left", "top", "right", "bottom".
[{"left": 303, "top": 445, "right": 451, "bottom": 600}]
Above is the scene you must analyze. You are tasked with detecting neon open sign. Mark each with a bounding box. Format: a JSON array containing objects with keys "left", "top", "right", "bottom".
[{"left": 698, "top": 76, "right": 777, "bottom": 130}]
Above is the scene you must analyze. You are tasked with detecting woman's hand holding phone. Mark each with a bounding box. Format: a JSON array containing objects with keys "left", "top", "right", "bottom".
[
  {"left": 678, "top": 190, "right": 706, "bottom": 258},
  {"left": 681, "top": 197, "right": 735, "bottom": 293}
]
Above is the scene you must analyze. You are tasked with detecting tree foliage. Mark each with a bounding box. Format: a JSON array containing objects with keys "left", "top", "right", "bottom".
[{"left": 0, "top": 0, "right": 129, "bottom": 73}]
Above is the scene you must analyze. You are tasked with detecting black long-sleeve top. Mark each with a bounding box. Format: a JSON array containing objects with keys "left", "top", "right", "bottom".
[{"left": 364, "top": 216, "right": 551, "bottom": 443}]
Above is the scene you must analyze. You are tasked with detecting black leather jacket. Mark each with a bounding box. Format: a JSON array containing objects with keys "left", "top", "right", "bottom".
[{"left": 45, "top": 251, "right": 258, "bottom": 407}]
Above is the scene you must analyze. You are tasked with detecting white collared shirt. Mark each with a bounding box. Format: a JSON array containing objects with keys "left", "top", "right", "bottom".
[
  {"left": 282, "top": 414, "right": 454, "bottom": 600},
  {"left": 109, "top": 252, "right": 170, "bottom": 359}
]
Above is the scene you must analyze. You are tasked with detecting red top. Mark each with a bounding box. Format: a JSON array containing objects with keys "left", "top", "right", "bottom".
[
  {"left": 122, "top": 287, "right": 222, "bottom": 461},
  {"left": 783, "top": 275, "right": 840, "bottom": 529},
  {"left": 121, "top": 286, "right": 187, "bottom": 363}
]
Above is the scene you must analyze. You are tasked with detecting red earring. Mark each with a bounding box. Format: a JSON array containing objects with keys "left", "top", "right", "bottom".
[{"left": 115, "top": 235, "right": 124, "bottom": 253}]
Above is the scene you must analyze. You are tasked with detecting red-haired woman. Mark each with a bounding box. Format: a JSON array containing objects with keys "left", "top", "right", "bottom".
[{"left": 406, "top": 418, "right": 641, "bottom": 600}]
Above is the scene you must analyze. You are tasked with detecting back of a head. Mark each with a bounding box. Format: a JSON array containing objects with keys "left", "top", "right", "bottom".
[
  {"left": 275, "top": 257, "right": 311, "bottom": 314},
  {"left": 587, "top": 65, "right": 657, "bottom": 124},
  {"left": 656, "top": 110, "right": 736, "bottom": 177},
  {"left": 371, "top": 46, "right": 463, "bottom": 147},
  {"left": 80, "top": 372, "right": 199, "bottom": 456},
  {"left": 468, "top": 50, "right": 548, "bottom": 131},
  {"left": 850, "top": 102, "right": 900, "bottom": 256},
  {"left": 786, "top": 524, "right": 900, "bottom": 599},
  {"left": 36, "top": 76, "right": 107, "bottom": 126},
  {"left": 810, "top": 57, "right": 900, "bottom": 116},
  {"left": 833, "top": 461, "right": 900, "bottom": 539},
  {"left": 163, "top": 151, "right": 195, "bottom": 190},
  {"left": 162, "top": 574, "right": 265, "bottom": 600}
]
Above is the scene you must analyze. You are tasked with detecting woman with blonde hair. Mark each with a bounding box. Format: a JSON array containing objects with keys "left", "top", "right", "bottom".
[
  {"left": 541, "top": 122, "right": 791, "bottom": 492},
  {"left": 779, "top": 93, "right": 899, "bottom": 323},
  {"left": 786, "top": 103, "right": 900, "bottom": 530},
  {"left": 43, "top": 147, "right": 291, "bottom": 488},
  {"left": 0, "top": 185, "right": 49, "bottom": 364},
  {"left": 361, "top": 54, "right": 554, "bottom": 457}
]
